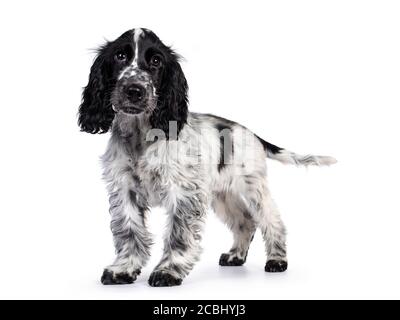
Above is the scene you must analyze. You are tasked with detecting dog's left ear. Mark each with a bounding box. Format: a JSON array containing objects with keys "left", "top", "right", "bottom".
[
  {"left": 78, "top": 46, "right": 115, "bottom": 134},
  {"left": 150, "top": 53, "right": 188, "bottom": 139}
]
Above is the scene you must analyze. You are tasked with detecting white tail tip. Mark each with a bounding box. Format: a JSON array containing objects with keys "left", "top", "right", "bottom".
[
  {"left": 317, "top": 156, "right": 337, "bottom": 166},
  {"left": 268, "top": 150, "right": 337, "bottom": 166}
]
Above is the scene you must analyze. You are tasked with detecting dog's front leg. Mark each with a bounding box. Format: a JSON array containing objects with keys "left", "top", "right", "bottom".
[
  {"left": 101, "top": 177, "right": 152, "bottom": 285},
  {"left": 149, "top": 196, "right": 206, "bottom": 287}
]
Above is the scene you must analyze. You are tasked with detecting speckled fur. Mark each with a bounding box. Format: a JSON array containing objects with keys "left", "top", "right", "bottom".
[
  {"left": 101, "top": 112, "right": 289, "bottom": 284},
  {"left": 79, "top": 28, "right": 336, "bottom": 287}
]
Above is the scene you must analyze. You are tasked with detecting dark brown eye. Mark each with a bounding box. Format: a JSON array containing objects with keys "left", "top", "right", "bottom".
[
  {"left": 150, "top": 55, "right": 162, "bottom": 67},
  {"left": 115, "top": 52, "right": 127, "bottom": 62}
]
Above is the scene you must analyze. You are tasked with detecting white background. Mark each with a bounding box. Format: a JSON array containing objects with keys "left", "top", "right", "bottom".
[{"left": 0, "top": 0, "right": 399, "bottom": 300}]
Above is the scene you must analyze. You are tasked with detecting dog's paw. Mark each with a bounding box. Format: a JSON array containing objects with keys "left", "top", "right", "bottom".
[
  {"left": 265, "top": 260, "right": 288, "bottom": 273},
  {"left": 148, "top": 270, "right": 182, "bottom": 287},
  {"left": 219, "top": 253, "right": 245, "bottom": 266},
  {"left": 101, "top": 269, "right": 139, "bottom": 285}
]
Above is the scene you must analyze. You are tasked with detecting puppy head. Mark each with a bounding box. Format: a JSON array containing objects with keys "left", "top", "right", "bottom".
[{"left": 78, "top": 28, "right": 188, "bottom": 136}]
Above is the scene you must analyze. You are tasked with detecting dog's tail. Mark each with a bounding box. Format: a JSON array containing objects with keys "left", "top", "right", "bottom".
[{"left": 256, "top": 135, "right": 337, "bottom": 166}]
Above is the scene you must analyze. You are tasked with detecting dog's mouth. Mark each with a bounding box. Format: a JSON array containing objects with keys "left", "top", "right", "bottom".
[
  {"left": 111, "top": 81, "right": 156, "bottom": 116},
  {"left": 117, "top": 105, "right": 145, "bottom": 115},
  {"left": 111, "top": 98, "right": 148, "bottom": 115}
]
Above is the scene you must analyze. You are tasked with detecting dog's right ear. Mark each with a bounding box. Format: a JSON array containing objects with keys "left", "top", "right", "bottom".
[{"left": 78, "top": 45, "right": 115, "bottom": 134}]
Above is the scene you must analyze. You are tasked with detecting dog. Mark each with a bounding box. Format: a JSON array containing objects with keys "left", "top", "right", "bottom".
[{"left": 78, "top": 28, "right": 336, "bottom": 287}]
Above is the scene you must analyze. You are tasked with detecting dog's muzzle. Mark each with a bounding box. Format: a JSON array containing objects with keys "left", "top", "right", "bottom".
[
  {"left": 125, "top": 83, "right": 146, "bottom": 104},
  {"left": 112, "top": 73, "right": 155, "bottom": 115}
]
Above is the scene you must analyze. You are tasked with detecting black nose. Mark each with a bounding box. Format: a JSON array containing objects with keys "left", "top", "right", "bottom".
[{"left": 125, "top": 84, "right": 145, "bottom": 103}]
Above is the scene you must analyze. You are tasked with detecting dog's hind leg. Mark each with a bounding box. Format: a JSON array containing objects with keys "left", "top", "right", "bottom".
[
  {"left": 231, "top": 178, "right": 288, "bottom": 272},
  {"left": 257, "top": 190, "right": 288, "bottom": 272},
  {"left": 213, "top": 193, "right": 257, "bottom": 266}
]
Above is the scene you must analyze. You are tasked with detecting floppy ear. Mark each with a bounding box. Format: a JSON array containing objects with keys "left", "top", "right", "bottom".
[
  {"left": 78, "top": 48, "right": 115, "bottom": 134},
  {"left": 150, "top": 53, "right": 188, "bottom": 139}
]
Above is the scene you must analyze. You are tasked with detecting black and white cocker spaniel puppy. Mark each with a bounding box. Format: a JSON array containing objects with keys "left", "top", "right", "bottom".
[{"left": 78, "top": 28, "right": 336, "bottom": 287}]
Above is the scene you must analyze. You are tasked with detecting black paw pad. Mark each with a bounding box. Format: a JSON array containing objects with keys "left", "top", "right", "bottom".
[
  {"left": 219, "top": 253, "right": 245, "bottom": 266},
  {"left": 148, "top": 271, "right": 182, "bottom": 287},
  {"left": 265, "top": 260, "right": 288, "bottom": 273},
  {"left": 101, "top": 269, "right": 137, "bottom": 285}
]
